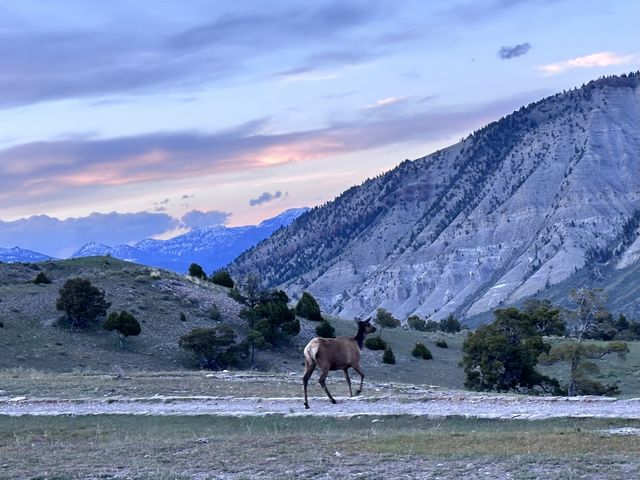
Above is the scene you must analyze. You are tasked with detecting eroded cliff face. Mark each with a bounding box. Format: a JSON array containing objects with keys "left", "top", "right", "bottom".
[{"left": 231, "top": 74, "right": 640, "bottom": 321}]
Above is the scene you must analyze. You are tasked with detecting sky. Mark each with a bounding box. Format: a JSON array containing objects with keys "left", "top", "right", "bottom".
[{"left": 1, "top": 0, "right": 639, "bottom": 257}]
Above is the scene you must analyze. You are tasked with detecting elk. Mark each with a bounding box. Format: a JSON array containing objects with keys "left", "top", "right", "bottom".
[{"left": 303, "top": 318, "right": 377, "bottom": 409}]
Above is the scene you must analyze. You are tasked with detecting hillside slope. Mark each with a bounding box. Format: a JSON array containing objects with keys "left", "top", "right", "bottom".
[{"left": 231, "top": 73, "right": 640, "bottom": 321}]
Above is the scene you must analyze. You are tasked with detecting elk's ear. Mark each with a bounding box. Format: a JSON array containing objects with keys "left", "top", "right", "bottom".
[
  {"left": 364, "top": 317, "right": 372, "bottom": 323},
  {"left": 353, "top": 317, "right": 361, "bottom": 325}
]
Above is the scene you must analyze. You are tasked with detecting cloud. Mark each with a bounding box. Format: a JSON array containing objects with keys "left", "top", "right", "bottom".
[
  {"left": 181, "top": 209, "right": 230, "bottom": 228},
  {"left": 0, "top": 212, "right": 178, "bottom": 258},
  {"left": 498, "top": 43, "right": 531, "bottom": 59},
  {"left": 0, "top": 91, "right": 546, "bottom": 216},
  {"left": 0, "top": 2, "right": 392, "bottom": 108},
  {"left": 538, "top": 52, "right": 637, "bottom": 75},
  {"left": 249, "top": 191, "right": 283, "bottom": 206},
  {"left": 364, "top": 96, "right": 408, "bottom": 110}
]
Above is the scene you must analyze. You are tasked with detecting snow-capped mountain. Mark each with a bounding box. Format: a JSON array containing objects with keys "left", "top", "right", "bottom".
[
  {"left": 71, "top": 207, "right": 309, "bottom": 273},
  {"left": 230, "top": 73, "right": 640, "bottom": 321},
  {"left": 0, "top": 246, "right": 52, "bottom": 263}
]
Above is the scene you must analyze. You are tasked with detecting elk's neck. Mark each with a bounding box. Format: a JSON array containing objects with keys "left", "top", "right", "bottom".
[{"left": 353, "top": 330, "right": 366, "bottom": 349}]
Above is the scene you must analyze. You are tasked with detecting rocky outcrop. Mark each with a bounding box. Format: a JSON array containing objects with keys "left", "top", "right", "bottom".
[{"left": 231, "top": 73, "right": 640, "bottom": 321}]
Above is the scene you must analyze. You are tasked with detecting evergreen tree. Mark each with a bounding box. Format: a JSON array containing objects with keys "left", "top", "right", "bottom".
[
  {"left": 439, "top": 314, "right": 461, "bottom": 333},
  {"left": 103, "top": 310, "right": 141, "bottom": 350},
  {"left": 210, "top": 270, "right": 234, "bottom": 288},
  {"left": 376, "top": 308, "right": 400, "bottom": 330},
  {"left": 462, "top": 307, "right": 559, "bottom": 394},
  {"left": 56, "top": 278, "right": 110, "bottom": 330},
  {"left": 382, "top": 346, "right": 396, "bottom": 364},
  {"left": 315, "top": 320, "right": 336, "bottom": 338},
  {"left": 188, "top": 263, "right": 206, "bottom": 279},
  {"left": 295, "top": 292, "right": 323, "bottom": 321},
  {"left": 179, "top": 325, "right": 246, "bottom": 370},
  {"left": 411, "top": 342, "right": 432, "bottom": 359},
  {"left": 541, "top": 340, "right": 628, "bottom": 396}
]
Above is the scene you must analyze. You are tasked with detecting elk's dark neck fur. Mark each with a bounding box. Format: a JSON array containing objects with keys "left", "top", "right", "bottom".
[{"left": 353, "top": 326, "right": 367, "bottom": 349}]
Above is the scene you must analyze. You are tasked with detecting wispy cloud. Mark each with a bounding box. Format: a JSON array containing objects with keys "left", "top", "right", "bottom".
[
  {"left": 249, "top": 191, "right": 283, "bottom": 206},
  {"left": 364, "top": 96, "right": 408, "bottom": 110},
  {"left": 538, "top": 52, "right": 637, "bottom": 75},
  {"left": 0, "top": 91, "right": 544, "bottom": 216},
  {"left": 498, "top": 43, "right": 531, "bottom": 59}
]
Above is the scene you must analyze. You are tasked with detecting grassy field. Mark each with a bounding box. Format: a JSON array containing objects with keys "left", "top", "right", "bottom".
[{"left": 1, "top": 414, "right": 639, "bottom": 479}]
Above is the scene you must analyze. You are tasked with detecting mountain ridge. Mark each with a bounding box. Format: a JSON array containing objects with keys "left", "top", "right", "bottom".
[{"left": 230, "top": 72, "right": 640, "bottom": 321}]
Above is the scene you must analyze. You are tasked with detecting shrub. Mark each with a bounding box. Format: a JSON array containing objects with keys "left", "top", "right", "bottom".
[
  {"left": 315, "top": 320, "right": 335, "bottom": 338},
  {"left": 365, "top": 335, "right": 387, "bottom": 351},
  {"left": 179, "top": 325, "right": 246, "bottom": 370},
  {"left": 33, "top": 272, "right": 52, "bottom": 284},
  {"left": 382, "top": 346, "right": 396, "bottom": 364},
  {"left": 439, "top": 314, "right": 461, "bottom": 333},
  {"left": 228, "top": 288, "right": 247, "bottom": 305},
  {"left": 104, "top": 310, "right": 141, "bottom": 350},
  {"left": 435, "top": 339, "right": 448, "bottom": 348},
  {"left": 295, "top": 292, "right": 323, "bottom": 321},
  {"left": 210, "top": 270, "right": 234, "bottom": 288},
  {"left": 209, "top": 304, "right": 221, "bottom": 321},
  {"left": 407, "top": 315, "right": 426, "bottom": 331},
  {"left": 56, "top": 278, "right": 110, "bottom": 330},
  {"left": 0, "top": 321, "right": 4, "bottom": 328},
  {"left": 412, "top": 342, "right": 433, "bottom": 359},
  {"left": 180, "top": 312, "right": 186, "bottom": 322},
  {"left": 376, "top": 308, "right": 400, "bottom": 330},
  {"left": 188, "top": 263, "right": 206, "bottom": 279}
]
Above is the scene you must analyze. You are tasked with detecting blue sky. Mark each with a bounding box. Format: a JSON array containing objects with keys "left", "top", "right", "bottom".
[{"left": 1, "top": 0, "right": 639, "bottom": 256}]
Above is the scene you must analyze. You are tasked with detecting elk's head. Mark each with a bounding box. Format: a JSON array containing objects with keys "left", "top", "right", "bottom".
[{"left": 355, "top": 317, "right": 377, "bottom": 335}]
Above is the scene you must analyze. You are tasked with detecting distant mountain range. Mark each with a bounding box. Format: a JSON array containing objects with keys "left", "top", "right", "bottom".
[
  {"left": 230, "top": 73, "right": 640, "bottom": 322},
  {"left": 0, "top": 246, "right": 52, "bottom": 263},
  {"left": 0, "top": 208, "right": 309, "bottom": 274}
]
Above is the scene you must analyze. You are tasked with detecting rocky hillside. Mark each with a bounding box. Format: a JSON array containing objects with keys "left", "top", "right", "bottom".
[
  {"left": 231, "top": 73, "right": 640, "bottom": 321},
  {"left": 0, "top": 257, "right": 324, "bottom": 372}
]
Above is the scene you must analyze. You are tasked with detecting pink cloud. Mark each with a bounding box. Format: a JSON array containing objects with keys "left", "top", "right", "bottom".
[{"left": 538, "top": 52, "right": 637, "bottom": 75}]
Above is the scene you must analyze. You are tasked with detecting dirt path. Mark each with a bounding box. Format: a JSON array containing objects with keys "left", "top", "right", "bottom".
[{"left": 2, "top": 390, "right": 640, "bottom": 419}]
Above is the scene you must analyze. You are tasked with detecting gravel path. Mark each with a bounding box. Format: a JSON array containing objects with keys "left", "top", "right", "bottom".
[{"left": 2, "top": 391, "right": 640, "bottom": 419}]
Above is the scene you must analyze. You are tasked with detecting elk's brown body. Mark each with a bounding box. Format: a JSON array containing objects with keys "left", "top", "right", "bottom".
[{"left": 302, "top": 318, "right": 376, "bottom": 409}]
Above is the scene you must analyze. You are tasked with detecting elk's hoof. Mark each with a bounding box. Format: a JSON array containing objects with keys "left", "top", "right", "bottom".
[
  {"left": 304, "top": 403, "right": 310, "bottom": 409},
  {"left": 331, "top": 399, "right": 337, "bottom": 404},
  {"left": 355, "top": 390, "right": 362, "bottom": 396}
]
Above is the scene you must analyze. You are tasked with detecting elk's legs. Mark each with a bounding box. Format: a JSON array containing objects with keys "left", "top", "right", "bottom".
[
  {"left": 352, "top": 364, "right": 365, "bottom": 395},
  {"left": 318, "top": 369, "right": 337, "bottom": 404},
  {"left": 343, "top": 368, "right": 353, "bottom": 397},
  {"left": 302, "top": 361, "right": 316, "bottom": 409}
]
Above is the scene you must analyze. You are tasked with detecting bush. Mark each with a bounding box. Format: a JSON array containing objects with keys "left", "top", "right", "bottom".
[
  {"left": 209, "top": 304, "right": 221, "bottom": 321},
  {"left": 412, "top": 342, "right": 433, "bottom": 359},
  {"left": 179, "top": 325, "right": 246, "bottom": 370},
  {"left": 56, "top": 278, "right": 110, "bottom": 330},
  {"left": 33, "top": 272, "right": 52, "bottom": 284},
  {"left": 188, "top": 263, "right": 206, "bottom": 279},
  {"left": 382, "top": 346, "right": 396, "bottom": 364},
  {"left": 435, "top": 339, "right": 448, "bottom": 348},
  {"left": 295, "top": 292, "right": 323, "bottom": 321},
  {"left": 365, "top": 335, "right": 387, "bottom": 351},
  {"left": 315, "top": 320, "right": 336, "bottom": 338},
  {"left": 104, "top": 310, "right": 141, "bottom": 350},
  {"left": 439, "top": 314, "right": 461, "bottom": 333},
  {"left": 228, "top": 288, "right": 247, "bottom": 305},
  {"left": 180, "top": 312, "right": 186, "bottom": 322},
  {"left": 407, "top": 315, "right": 426, "bottom": 331},
  {"left": 376, "top": 308, "right": 400, "bottom": 329},
  {"left": 210, "top": 270, "right": 234, "bottom": 288}
]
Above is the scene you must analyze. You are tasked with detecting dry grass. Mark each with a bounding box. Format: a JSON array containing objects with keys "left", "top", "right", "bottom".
[{"left": 1, "top": 415, "right": 639, "bottom": 479}]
